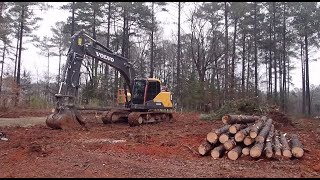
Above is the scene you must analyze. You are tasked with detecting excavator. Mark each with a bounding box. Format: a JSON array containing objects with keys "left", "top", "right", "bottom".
[{"left": 46, "top": 30, "right": 173, "bottom": 129}]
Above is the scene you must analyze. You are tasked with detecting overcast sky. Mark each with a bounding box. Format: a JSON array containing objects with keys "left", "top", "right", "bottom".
[{"left": 14, "top": 2, "right": 320, "bottom": 90}]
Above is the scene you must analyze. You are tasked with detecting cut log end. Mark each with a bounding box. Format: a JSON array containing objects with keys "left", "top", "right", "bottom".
[
  {"left": 291, "top": 134, "right": 304, "bottom": 158},
  {"left": 198, "top": 140, "right": 213, "bottom": 156},
  {"left": 198, "top": 146, "right": 206, "bottom": 155},
  {"left": 228, "top": 151, "right": 240, "bottom": 160},
  {"left": 292, "top": 147, "right": 304, "bottom": 158},
  {"left": 244, "top": 136, "right": 255, "bottom": 146},
  {"left": 227, "top": 146, "right": 242, "bottom": 160},
  {"left": 206, "top": 132, "right": 218, "bottom": 144},
  {"left": 222, "top": 115, "right": 229, "bottom": 124},
  {"left": 229, "top": 126, "right": 237, "bottom": 134},
  {"left": 250, "top": 143, "right": 264, "bottom": 158},
  {"left": 255, "top": 136, "right": 265, "bottom": 143},
  {"left": 211, "top": 150, "right": 221, "bottom": 159},
  {"left": 223, "top": 139, "right": 236, "bottom": 151},
  {"left": 250, "top": 131, "right": 258, "bottom": 139},
  {"left": 219, "top": 134, "right": 229, "bottom": 144},
  {"left": 235, "top": 132, "right": 245, "bottom": 142},
  {"left": 250, "top": 147, "right": 262, "bottom": 158},
  {"left": 242, "top": 147, "right": 250, "bottom": 156},
  {"left": 210, "top": 144, "right": 225, "bottom": 159},
  {"left": 283, "top": 150, "right": 292, "bottom": 158}
]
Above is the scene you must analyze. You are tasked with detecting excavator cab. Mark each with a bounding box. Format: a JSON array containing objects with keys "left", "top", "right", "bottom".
[{"left": 131, "top": 78, "right": 172, "bottom": 110}]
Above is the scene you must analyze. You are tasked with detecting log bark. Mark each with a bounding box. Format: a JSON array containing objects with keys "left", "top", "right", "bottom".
[
  {"left": 210, "top": 144, "right": 226, "bottom": 159},
  {"left": 235, "top": 126, "right": 251, "bottom": 142},
  {"left": 264, "top": 125, "right": 274, "bottom": 158},
  {"left": 250, "top": 142, "right": 265, "bottom": 158},
  {"left": 280, "top": 132, "right": 292, "bottom": 158},
  {"left": 229, "top": 124, "right": 248, "bottom": 134},
  {"left": 222, "top": 115, "right": 260, "bottom": 124},
  {"left": 219, "top": 133, "right": 231, "bottom": 144},
  {"left": 198, "top": 139, "right": 214, "bottom": 155},
  {"left": 264, "top": 141, "right": 273, "bottom": 158},
  {"left": 256, "top": 118, "right": 273, "bottom": 143},
  {"left": 244, "top": 136, "right": 255, "bottom": 146},
  {"left": 227, "top": 146, "right": 243, "bottom": 160},
  {"left": 223, "top": 138, "right": 236, "bottom": 150},
  {"left": 273, "top": 130, "right": 282, "bottom": 159},
  {"left": 207, "top": 124, "right": 231, "bottom": 144},
  {"left": 250, "top": 120, "right": 264, "bottom": 139},
  {"left": 290, "top": 134, "right": 304, "bottom": 158}
]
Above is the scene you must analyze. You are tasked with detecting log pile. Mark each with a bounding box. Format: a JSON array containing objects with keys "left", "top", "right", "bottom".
[{"left": 198, "top": 114, "right": 304, "bottom": 160}]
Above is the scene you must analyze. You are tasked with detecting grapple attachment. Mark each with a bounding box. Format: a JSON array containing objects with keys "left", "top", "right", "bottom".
[{"left": 46, "top": 94, "right": 87, "bottom": 130}]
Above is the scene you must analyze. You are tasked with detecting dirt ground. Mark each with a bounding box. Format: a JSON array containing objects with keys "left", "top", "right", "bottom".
[{"left": 0, "top": 109, "right": 319, "bottom": 178}]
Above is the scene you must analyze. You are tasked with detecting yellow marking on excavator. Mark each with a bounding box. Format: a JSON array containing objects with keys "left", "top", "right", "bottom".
[
  {"left": 153, "top": 92, "right": 173, "bottom": 108},
  {"left": 78, "top": 37, "right": 82, "bottom": 45},
  {"left": 147, "top": 77, "right": 161, "bottom": 82}
]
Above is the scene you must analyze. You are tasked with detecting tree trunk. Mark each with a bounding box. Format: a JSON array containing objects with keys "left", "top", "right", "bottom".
[
  {"left": 17, "top": 5, "right": 25, "bottom": 86},
  {"left": 235, "top": 126, "right": 251, "bottom": 142},
  {"left": 264, "top": 124, "right": 274, "bottom": 158},
  {"left": 231, "top": 17, "right": 238, "bottom": 98},
  {"left": 250, "top": 142, "right": 264, "bottom": 158},
  {"left": 210, "top": 144, "right": 225, "bottom": 159},
  {"left": 244, "top": 135, "right": 255, "bottom": 146},
  {"left": 177, "top": 2, "right": 181, "bottom": 106},
  {"left": 229, "top": 123, "right": 247, "bottom": 134},
  {"left": 281, "top": 2, "right": 286, "bottom": 112},
  {"left": 0, "top": 44, "right": 5, "bottom": 94},
  {"left": 273, "top": 130, "right": 282, "bottom": 159},
  {"left": 242, "top": 146, "right": 251, "bottom": 156},
  {"left": 71, "top": 2, "right": 75, "bottom": 36},
  {"left": 223, "top": 138, "right": 236, "bottom": 151},
  {"left": 249, "top": 119, "right": 265, "bottom": 138},
  {"left": 273, "top": 2, "right": 277, "bottom": 103},
  {"left": 222, "top": 114, "right": 259, "bottom": 124},
  {"left": 280, "top": 132, "right": 292, "bottom": 158},
  {"left": 93, "top": 4, "right": 98, "bottom": 89},
  {"left": 224, "top": 2, "right": 229, "bottom": 102},
  {"left": 254, "top": 2, "right": 258, "bottom": 97},
  {"left": 268, "top": 17, "right": 272, "bottom": 100},
  {"left": 256, "top": 118, "right": 273, "bottom": 143},
  {"left": 14, "top": 31, "right": 20, "bottom": 82},
  {"left": 219, "top": 132, "right": 230, "bottom": 144},
  {"left": 246, "top": 38, "right": 251, "bottom": 94},
  {"left": 305, "top": 34, "right": 310, "bottom": 116},
  {"left": 241, "top": 32, "right": 246, "bottom": 95},
  {"left": 149, "top": 2, "right": 154, "bottom": 78},
  {"left": 290, "top": 134, "right": 304, "bottom": 158},
  {"left": 198, "top": 139, "right": 214, "bottom": 156},
  {"left": 227, "top": 146, "right": 242, "bottom": 160},
  {"left": 207, "top": 124, "right": 231, "bottom": 144},
  {"left": 301, "top": 41, "right": 306, "bottom": 115}
]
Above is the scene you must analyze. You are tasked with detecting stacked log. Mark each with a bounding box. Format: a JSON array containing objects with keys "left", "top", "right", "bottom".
[
  {"left": 290, "top": 134, "right": 304, "bottom": 158},
  {"left": 207, "top": 125, "right": 231, "bottom": 144},
  {"left": 198, "top": 114, "right": 304, "bottom": 161}
]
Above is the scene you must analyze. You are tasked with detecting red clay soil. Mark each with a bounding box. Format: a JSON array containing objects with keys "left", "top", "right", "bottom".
[{"left": 0, "top": 110, "right": 319, "bottom": 178}]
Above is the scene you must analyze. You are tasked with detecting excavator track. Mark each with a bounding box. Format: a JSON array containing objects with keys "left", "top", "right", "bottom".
[
  {"left": 101, "top": 109, "right": 131, "bottom": 124},
  {"left": 128, "top": 111, "right": 173, "bottom": 126}
]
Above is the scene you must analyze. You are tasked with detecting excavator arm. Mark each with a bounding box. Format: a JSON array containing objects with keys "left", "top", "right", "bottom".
[
  {"left": 46, "top": 30, "right": 135, "bottom": 130},
  {"left": 60, "top": 30, "right": 135, "bottom": 100}
]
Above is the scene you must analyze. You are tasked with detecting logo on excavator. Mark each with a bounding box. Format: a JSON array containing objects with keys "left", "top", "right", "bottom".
[{"left": 96, "top": 51, "right": 114, "bottom": 62}]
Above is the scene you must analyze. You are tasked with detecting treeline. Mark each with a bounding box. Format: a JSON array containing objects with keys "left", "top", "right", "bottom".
[{"left": 0, "top": 2, "right": 319, "bottom": 117}]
